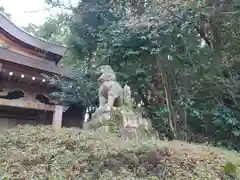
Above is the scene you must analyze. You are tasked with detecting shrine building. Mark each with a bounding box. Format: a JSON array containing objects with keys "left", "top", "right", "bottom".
[{"left": 0, "top": 12, "right": 79, "bottom": 131}]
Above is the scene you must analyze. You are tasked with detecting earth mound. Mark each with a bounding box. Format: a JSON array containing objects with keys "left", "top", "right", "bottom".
[{"left": 0, "top": 125, "right": 239, "bottom": 179}]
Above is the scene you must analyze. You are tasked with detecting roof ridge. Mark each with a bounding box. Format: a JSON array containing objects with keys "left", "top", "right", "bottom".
[{"left": 0, "top": 11, "right": 67, "bottom": 56}]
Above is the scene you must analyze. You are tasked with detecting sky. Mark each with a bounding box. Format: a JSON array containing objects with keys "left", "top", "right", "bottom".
[{"left": 1, "top": 0, "right": 78, "bottom": 27}]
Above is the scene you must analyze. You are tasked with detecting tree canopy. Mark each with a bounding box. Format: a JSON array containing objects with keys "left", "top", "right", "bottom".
[{"left": 22, "top": 0, "right": 240, "bottom": 150}]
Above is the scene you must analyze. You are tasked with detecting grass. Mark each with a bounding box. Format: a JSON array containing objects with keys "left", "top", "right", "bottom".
[{"left": 0, "top": 125, "right": 239, "bottom": 179}]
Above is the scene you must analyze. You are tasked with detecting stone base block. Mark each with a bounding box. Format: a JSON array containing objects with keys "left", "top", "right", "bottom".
[{"left": 83, "top": 107, "right": 156, "bottom": 140}]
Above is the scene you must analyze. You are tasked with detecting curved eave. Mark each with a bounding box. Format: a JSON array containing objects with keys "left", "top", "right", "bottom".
[
  {"left": 0, "top": 48, "right": 69, "bottom": 75},
  {"left": 0, "top": 12, "right": 67, "bottom": 56}
]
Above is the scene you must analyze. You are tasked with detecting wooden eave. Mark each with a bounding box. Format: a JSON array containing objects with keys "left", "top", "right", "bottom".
[
  {"left": 0, "top": 12, "right": 67, "bottom": 60},
  {"left": 0, "top": 48, "right": 68, "bottom": 75},
  {"left": 0, "top": 98, "right": 56, "bottom": 111}
]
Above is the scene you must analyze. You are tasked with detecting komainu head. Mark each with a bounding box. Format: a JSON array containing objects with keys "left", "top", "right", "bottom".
[
  {"left": 96, "top": 65, "right": 117, "bottom": 81},
  {"left": 96, "top": 65, "right": 113, "bottom": 74}
]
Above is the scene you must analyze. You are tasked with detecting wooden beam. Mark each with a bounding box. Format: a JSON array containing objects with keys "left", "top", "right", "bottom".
[
  {"left": 0, "top": 48, "right": 67, "bottom": 74},
  {"left": 0, "top": 92, "right": 8, "bottom": 96},
  {"left": 0, "top": 98, "right": 55, "bottom": 111},
  {"left": 0, "top": 63, "right": 2, "bottom": 73},
  {"left": 0, "top": 113, "right": 37, "bottom": 120}
]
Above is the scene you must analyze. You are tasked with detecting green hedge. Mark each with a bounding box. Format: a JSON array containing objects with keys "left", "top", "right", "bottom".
[{"left": 0, "top": 125, "right": 239, "bottom": 179}]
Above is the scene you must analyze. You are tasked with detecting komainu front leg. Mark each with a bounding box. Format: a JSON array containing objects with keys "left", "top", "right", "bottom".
[
  {"left": 105, "top": 94, "right": 115, "bottom": 112},
  {"left": 92, "top": 95, "right": 107, "bottom": 118},
  {"left": 99, "top": 95, "right": 107, "bottom": 109}
]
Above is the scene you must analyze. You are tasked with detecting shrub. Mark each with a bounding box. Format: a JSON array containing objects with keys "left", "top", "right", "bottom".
[{"left": 0, "top": 125, "right": 239, "bottom": 179}]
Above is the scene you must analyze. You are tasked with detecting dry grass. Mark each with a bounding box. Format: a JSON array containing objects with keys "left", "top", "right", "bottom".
[{"left": 0, "top": 125, "right": 239, "bottom": 179}]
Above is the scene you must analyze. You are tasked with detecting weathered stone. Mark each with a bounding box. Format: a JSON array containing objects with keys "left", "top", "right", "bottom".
[
  {"left": 85, "top": 65, "right": 155, "bottom": 139},
  {"left": 92, "top": 65, "right": 123, "bottom": 118},
  {"left": 123, "top": 84, "right": 132, "bottom": 107}
]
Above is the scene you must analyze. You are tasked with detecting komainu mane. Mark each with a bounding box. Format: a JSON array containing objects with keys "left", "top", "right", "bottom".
[{"left": 92, "top": 65, "right": 123, "bottom": 117}]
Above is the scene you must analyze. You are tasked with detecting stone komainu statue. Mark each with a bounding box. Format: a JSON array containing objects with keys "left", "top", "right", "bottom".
[
  {"left": 87, "top": 65, "right": 152, "bottom": 137},
  {"left": 92, "top": 65, "right": 123, "bottom": 117}
]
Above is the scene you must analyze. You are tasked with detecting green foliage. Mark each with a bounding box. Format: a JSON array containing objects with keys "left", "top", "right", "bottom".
[
  {"left": 34, "top": 0, "right": 240, "bottom": 150},
  {"left": 0, "top": 125, "right": 239, "bottom": 179},
  {"left": 224, "top": 162, "right": 237, "bottom": 177},
  {"left": 0, "top": 6, "right": 11, "bottom": 18},
  {"left": 44, "top": 68, "right": 99, "bottom": 111},
  {"left": 22, "top": 13, "right": 71, "bottom": 46}
]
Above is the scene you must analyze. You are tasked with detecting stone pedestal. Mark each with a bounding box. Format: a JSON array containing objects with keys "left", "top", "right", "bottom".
[
  {"left": 52, "top": 105, "right": 63, "bottom": 129},
  {"left": 83, "top": 106, "right": 153, "bottom": 140},
  {"left": 83, "top": 112, "right": 111, "bottom": 130}
]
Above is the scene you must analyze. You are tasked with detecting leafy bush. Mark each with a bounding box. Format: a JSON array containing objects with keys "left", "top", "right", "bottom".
[
  {"left": 40, "top": 0, "right": 240, "bottom": 150},
  {"left": 0, "top": 125, "right": 239, "bottom": 179}
]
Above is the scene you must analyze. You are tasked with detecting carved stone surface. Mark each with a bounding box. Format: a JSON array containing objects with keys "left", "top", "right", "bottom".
[
  {"left": 84, "top": 66, "right": 153, "bottom": 139},
  {"left": 119, "top": 106, "right": 151, "bottom": 130},
  {"left": 92, "top": 65, "right": 123, "bottom": 118},
  {"left": 123, "top": 84, "right": 132, "bottom": 107},
  {"left": 83, "top": 113, "right": 111, "bottom": 130}
]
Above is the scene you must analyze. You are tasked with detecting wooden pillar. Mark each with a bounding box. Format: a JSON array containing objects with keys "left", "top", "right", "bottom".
[
  {"left": 0, "top": 63, "right": 3, "bottom": 88},
  {"left": 39, "top": 111, "right": 47, "bottom": 125},
  {"left": 52, "top": 105, "right": 63, "bottom": 129}
]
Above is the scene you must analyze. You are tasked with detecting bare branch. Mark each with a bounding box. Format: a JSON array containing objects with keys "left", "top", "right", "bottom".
[{"left": 24, "top": 6, "right": 54, "bottom": 13}]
